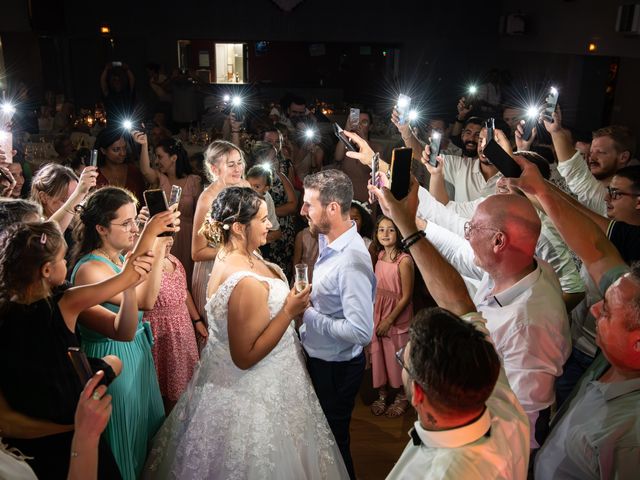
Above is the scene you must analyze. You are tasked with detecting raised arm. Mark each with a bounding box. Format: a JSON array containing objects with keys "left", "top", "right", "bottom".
[
  {"left": 192, "top": 186, "right": 220, "bottom": 262},
  {"left": 49, "top": 167, "right": 98, "bottom": 231},
  {"left": 133, "top": 130, "right": 160, "bottom": 187},
  {"left": 369, "top": 179, "right": 476, "bottom": 317},
  {"left": 507, "top": 156, "right": 625, "bottom": 286},
  {"left": 391, "top": 108, "right": 423, "bottom": 160}
]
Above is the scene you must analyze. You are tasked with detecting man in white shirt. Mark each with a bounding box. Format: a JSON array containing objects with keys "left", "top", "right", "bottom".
[
  {"left": 367, "top": 180, "right": 529, "bottom": 480},
  {"left": 344, "top": 131, "right": 569, "bottom": 452}
]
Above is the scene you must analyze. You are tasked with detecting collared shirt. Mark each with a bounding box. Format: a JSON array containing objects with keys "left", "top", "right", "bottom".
[
  {"left": 300, "top": 222, "right": 375, "bottom": 362},
  {"left": 442, "top": 154, "right": 501, "bottom": 202},
  {"left": 536, "top": 265, "right": 636, "bottom": 479},
  {"left": 387, "top": 312, "right": 529, "bottom": 480},
  {"left": 416, "top": 187, "right": 584, "bottom": 295},
  {"left": 423, "top": 222, "right": 571, "bottom": 449},
  {"left": 556, "top": 150, "right": 607, "bottom": 216}
]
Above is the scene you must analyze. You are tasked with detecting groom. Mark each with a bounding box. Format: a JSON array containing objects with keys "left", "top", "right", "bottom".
[{"left": 300, "top": 170, "right": 375, "bottom": 480}]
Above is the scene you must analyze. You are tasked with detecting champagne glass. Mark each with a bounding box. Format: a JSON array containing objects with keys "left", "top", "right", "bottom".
[{"left": 294, "top": 264, "right": 309, "bottom": 293}]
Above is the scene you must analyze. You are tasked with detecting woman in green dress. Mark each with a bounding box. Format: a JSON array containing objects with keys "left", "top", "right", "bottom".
[{"left": 70, "top": 186, "right": 177, "bottom": 479}]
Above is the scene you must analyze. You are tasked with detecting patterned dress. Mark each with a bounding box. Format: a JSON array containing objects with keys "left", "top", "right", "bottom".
[
  {"left": 143, "top": 254, "right": 199, "bottom": 402},
  {"left": 266, "top": 172, "right": 296, "bottom": 278}
]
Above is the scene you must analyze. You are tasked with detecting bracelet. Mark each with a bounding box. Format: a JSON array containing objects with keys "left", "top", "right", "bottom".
[
  {"left": 192, "top": 319, "right": 204, "bottom": 325},
  {"left": 401, "top": 230, "right": 425, "bottom": 249}
]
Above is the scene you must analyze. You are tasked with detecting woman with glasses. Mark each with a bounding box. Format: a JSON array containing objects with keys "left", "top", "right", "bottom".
[
  {"left": 69, "top": 186, "right": 178, "bottom": 480},
  {"left": 94, "top": 126, "right": 147, "bottom": 203}
]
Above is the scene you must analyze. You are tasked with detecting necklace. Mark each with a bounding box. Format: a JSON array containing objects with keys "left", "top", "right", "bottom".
[
  {"left": 219, "top": 248, "right": 256, "bottom": 269},
  {"left": 95, "top": 248, "right": 123, "bottom": 267}
]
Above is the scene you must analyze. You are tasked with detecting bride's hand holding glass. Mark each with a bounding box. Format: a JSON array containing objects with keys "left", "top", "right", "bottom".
[{"left": 283, "top": 284, "right": 312, "bottom": 319}]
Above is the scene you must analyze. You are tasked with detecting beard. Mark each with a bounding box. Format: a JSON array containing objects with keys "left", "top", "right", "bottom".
[
  {"left": 307, "top": 211, "right": 331, "bottom": 236},
  {"left": 463, "top": 141, "right": 478, "bottom": 157}
]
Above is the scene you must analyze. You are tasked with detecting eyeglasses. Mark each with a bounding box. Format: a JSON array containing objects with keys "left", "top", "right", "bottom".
[
  {"left": 606, "top": 186, "right": 640, "bottom": 201},
  {"left": 395, "top": 345, "right": 427, "bottom": 391},
  {"left": 110, "top": 219, "right": 139, "bottom": 232},
  {"left": 463, "top": 221, "right": 501, "bottom": 240}
]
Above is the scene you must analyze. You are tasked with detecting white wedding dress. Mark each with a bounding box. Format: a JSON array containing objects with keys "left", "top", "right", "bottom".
[{"left": 144, "top": 269, "right": 349, "bottom": 480}]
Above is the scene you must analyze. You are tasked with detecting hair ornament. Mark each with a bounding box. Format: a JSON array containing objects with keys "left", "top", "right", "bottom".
[{"left": 40, "top": 233, "right": 47, "bottom": 244}]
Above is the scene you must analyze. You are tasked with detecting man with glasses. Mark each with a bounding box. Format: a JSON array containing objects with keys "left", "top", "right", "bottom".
[
  {"left": 367, "top": 179, "right": 529, "bottom": 479},
  {"left": 503, "top": 155, "right": 640, "bottom": 480}
]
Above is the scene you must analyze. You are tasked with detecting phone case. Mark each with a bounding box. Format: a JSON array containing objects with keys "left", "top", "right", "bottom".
[
  {"left": 483, "top": 139, "right": 521, "bottom": 178},
  {"left": 543, "top": 90, "right": 559, "bottom": 122},
  {"left": 390, "top": 147, "right": 412, "bottom": 199},
  {"left": 333, "top": 123, "right": 357, "bottom": 152},
  {"left": 428, "top": 136, "right": 441, "bottom": 167},
  {"left": 67, "top": 347, "right": 93, "bottom": 385},
  {"left": 169, "top": 185, "right": 182, "bottom": 206},
  {"left": 522, "top": 117, "right": 537, "bottom": 142},
  {"left": 89, "top": 149, "right": 98, "bottom": 167},
  {"left": 397, "top": 94, "right": 411, "bottom": 126},
  {"left": 143, "top": 189, "right": 174, "bottom": 237}
]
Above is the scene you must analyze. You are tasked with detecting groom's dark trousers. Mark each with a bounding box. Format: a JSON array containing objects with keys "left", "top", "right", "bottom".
[{"left": 306, "top": 351, "right": 365, "bottom": 480}]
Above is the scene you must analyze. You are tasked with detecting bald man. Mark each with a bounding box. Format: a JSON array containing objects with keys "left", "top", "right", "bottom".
[{"left": 421, "top": 193, "right": 571, "bottom": 452}]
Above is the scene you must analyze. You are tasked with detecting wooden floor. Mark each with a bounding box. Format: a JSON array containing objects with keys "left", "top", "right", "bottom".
[{"left": 350, "top": 369, "right": 417, "bottom": 480}]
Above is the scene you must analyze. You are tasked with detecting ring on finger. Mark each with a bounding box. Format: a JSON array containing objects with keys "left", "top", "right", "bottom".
[{"left": 92, "top": 391, "right": 102, "bottom": 401}]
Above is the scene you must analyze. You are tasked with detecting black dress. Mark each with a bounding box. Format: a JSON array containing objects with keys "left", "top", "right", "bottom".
[{"left": 0, "top": 293, "right": 121, "bottom": 479}]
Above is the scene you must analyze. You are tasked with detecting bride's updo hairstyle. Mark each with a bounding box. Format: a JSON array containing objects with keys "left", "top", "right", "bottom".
[{"left": 200, "top": 187, "right": 262, "bottom": 247}]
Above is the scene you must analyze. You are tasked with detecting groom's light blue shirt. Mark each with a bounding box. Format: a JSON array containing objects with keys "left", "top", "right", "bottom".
[{"left": 300, "top": 222, "right": 375, "bottom": 362}]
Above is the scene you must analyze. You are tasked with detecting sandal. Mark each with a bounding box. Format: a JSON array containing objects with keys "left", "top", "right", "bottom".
[
  {"left": 370, "top": 394, "right": 388, "bottom": 416},
  {"left": 385, "top": 394, "right": 409, "bottom": 418}
]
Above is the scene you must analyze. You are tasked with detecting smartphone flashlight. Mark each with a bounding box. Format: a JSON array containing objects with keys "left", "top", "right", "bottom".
[
  {"left": 231, "top": 96, "right": 242, "bottom": 107},
  {"left": 468, "top": 85, "right": 478, "bottom": 95},
  {"left": 408, "top": 110, "right": 419, "bottom": 122},
  {"left": 122, "top": 119, "right": 133, "bottom": 131},
  {"left": 0, "top": 102, "right": 16, "bottom": 116},
  {"left": 258, "top": 162, "right": 272, "bottom": 171},
  {"left": 223, "top": 94, "right": 231, "bottom": 103},
  {"left": 526, "top": 106, "right": 540, "bottom": 119},
  {"left": 550, "top": 86, "right": 558, "bottom": 96},
  {"left": 397, "top": 95, "right": 410, "bottom": 109},
  {"left": 305, "top": 128, "right": 316, "bottom": 140}
]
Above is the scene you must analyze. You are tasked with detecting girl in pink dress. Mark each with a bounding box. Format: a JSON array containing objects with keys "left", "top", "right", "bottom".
[
  {"left": 143, "top": 237, "right": 208, "bottom": 413},
  {"left": 370, "top": 216, "right": 415, "bottom": 418}
]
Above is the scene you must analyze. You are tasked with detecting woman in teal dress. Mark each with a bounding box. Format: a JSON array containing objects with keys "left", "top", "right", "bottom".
[{"left": 70, "top": 186, "right": 169, "bottom": 479}]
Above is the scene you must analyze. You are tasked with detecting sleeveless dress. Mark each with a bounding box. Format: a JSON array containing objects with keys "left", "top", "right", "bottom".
[
  {"left": 144, "top": 269, "right": 349, "bottom": 479},
  {"left": 265, "top": 172, "right": 296, "bottom": 278},
  {"left": 158, "top": 173, "right": 201, "bottom": 285},
  {"left": 71, "top": 254, "right": 165, "bottom": 480},
  {"left": 370, "top": 252, "right": 414, "bottom": 389},
  {"left": 143, "top": 254, "right": 199, "bottom": 402}
]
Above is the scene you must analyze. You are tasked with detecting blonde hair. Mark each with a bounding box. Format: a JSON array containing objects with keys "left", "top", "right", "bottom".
[{"left": 204, "top": 140, "right": 245, "bottom": 183}]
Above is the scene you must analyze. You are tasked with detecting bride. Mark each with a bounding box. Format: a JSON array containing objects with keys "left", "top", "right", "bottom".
[{"left": 144, "top": 187, "right": 349, "bottom": 479}]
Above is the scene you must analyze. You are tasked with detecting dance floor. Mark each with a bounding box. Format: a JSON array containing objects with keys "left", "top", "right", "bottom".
[{"left": 351, "top": 369, "right": 416, "bottom": 480}]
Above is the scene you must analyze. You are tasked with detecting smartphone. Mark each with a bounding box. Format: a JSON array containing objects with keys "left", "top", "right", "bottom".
[
  {"left": 143, "top": 189, "right": 173, "bottom": 237},
  {"left": 112, "top": 61, "right": 123, "bottom": 67},
  {"left": 333, "top": 123, "right": 357, "bottom": 152},
  {"left": 67, "top": 347, "right": 93, "bottom": 386},
  {"left": 396, "top": 94, "right": 411, "bottom": 126},
  {"left": 0, "top": 131, "right": 13, "bottom": 163},
  {"left": 483, "top": 139, "right": 521, "bottom": 178},
  {"left": 89, "top": 149, "right": 98, "bottom": 167},
  {"left": 371, "top": 152, "right": 380, "bottom": 187},
  {"left": 485, "top": 118, "right": 495, "bottom": 144},
  {"left": 543, "top": 87, "right": 559, "bottom": 122},
  {"left": 169, "top": 185, "right": 182, "bottom": 206},
  {"left": 349, "top": 108, "right": 360, "bottom": 130},
  {"left": 389, "top": 147, "right": 413, "bottom": 199},
  {"left": 428, "top": 133, "right": 441, "bottom": 167}
]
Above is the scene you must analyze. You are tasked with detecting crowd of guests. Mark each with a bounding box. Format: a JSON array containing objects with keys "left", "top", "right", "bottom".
[{"left": 0, "top": 67, "right": 638, "bottom": 479}]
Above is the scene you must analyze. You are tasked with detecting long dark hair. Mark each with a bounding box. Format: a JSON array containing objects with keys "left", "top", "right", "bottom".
[
  {"left": 0, "top": 221, "right": 65, "bottom": 316},
  {"left": 155, "top": 138, "right": 192, "bottom": 178},
  {"left": 372, "top": 215, "right": 404, "bottom": 261},
  {"left": 94, "top": 126, "right": 126, "bottom": 167},
  {"left": 71, "top": 186, "right": 138, "bottom": 268}
]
